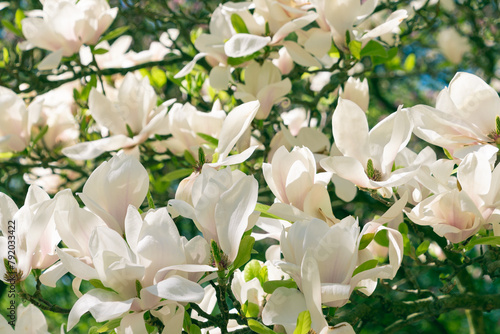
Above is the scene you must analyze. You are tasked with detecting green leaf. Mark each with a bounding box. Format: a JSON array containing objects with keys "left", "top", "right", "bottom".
[
  {"left": 196, "top": 132, "right": 219, "bottom": 147},
  {"left": 184, "top": 150, "right": 197, "bottom": 165},
  {"left": 211, "top": 240, "right": 223, "bottom": 265},
  {"left": 465, "top": 236, "right": 500, "bottom": 251},
  {"left": 247, "top": 319, "right": 277, "bottom": 334},
  {"left": 242, "top": 301, "right": 260, "bottom": 318},
  {"left": 352, "top": 259, "right": 378, "bottom": 277},
  {"left": 262, "top": 279, "right": 298, "bottom": 294},
  {"left": 374, "top": 229, "right": 389, "bottom": 247},
  {"left": 198, "top": 147, "right": 205, "bottom": 166},
  {"left": 231, "top": 14, "right": 249, "bottom": 34},
  {"left": 244, "top": 260, "right": 262, "bottom": 282},
  {"left": 163, "top": 168, "right": 193, "bottom": 182},
  {"left": 398, "top": 222, "right": 408, "bottom": 235},
  {"left": 416, "top": 240, "right": 430, "bottom": 257},
  {"left": 151, "top": 67, "right": 167, "bottom": 88},
  {"left": 403, "top": 53, "right": 416, "bottom": 72},
  {"left": 80, "top": 75, "right": 97, "bottom": 101},
  {"left": 147, "top": 190, "right": 155, "bottom": 209},
  {"left": 97, "top": 318, "right": 121, "bottom": 333},
  {"left": 328, "top": 43, "right": 340, "bottom": 58},
  {"left": 89, "top": 279, "right": 118, "bottom": 293},
  {"left": 15, "top": 9, "right": 25, "bottom": 29},
  {"left": 100, "top": 26, "right": 129, "bottom": 42},
  {"left": 293, "top": 310, "right": 312, "bottom": 334},
  {"left": 227, "top": 51, "right": 260, "bottom": 66},
  {"left": 2, "top": 19, "right": 23, "bottom": 37},
  {"left": 359, "top": 233, "right": 374, "bottom": 250},
  {"left": 190, "top": 324, "right": 202, "bottom": 334},
  {"left": 230, "top": 235, "right": 255, "bottom": 273},
  {"left": 183, "top": 310, "right": 192, "bottom": 332},
  {"left": 32, "top": 125, "right": 49, "bottom": 146},
  {"left": 496, "top": 116, "right": 500, "bottom": 135},
  {"left": 443, "top": 148, "right": 454, "bottom": 160},
  {"left": 254, "top": 203, "right": 282, "bottom": 219},
  {"left": 360, "top": 40, "right": 387, "bottom": 59},
  {"left": 92, "top": 48, "right": 109, "bottom": 55},
  {"left": 89, "top": 327, "right": 99, "bottom": 334},
  {"left": 348, "top": 40, "right": 361, "bottom": 59}
]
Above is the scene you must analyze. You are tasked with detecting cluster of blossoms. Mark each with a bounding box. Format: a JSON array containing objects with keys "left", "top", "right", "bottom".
[{"left": 0, "top": 0, "right": 499, "bottom": 333}]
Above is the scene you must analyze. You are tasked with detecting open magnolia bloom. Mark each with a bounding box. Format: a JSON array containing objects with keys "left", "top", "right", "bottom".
[
  {"left": 0, "top": 87, "right": 32, "bottom": 153},
  {"left": 410, "top": 72, "right": 500, "bottom": 161},
  {"left": 0, "top": 185, "right": 60, "bottom": 282},
  {"left": 263, "top": 145, "right": 337, "bottom": 224},
  {"left": 77, "top": 153, "right": 149, "bottom": 235},
  {"left": 272, "top": 215, "right": 402, "bottom": 331},
  {"left": 235, "top": 61, "right": 291, "bottom": 120},
  {"left": 407, "top": 152, "right": 500, "bottom": 241},
  {"left": 62, "top": 72, "right": 175, "bottom": 160},
  {"left": 262, "top": 287, "right": 355, "bottom": 334},
  {"left": 0, "top": 304, "right": 50, "bottom": 334},
  {"left": 61, "top": 206, "right": 213, "bottom": 332},
  {"left": 21, "top": 0, "right": 117, "bottom": 69},
  {"left": 321, "top": 98, "right": 417, "bottom": 197},
  {"left": 308, "top": 0, "right": 407, "bottom": 51},
  {"left": 168, "top": 166, "right": 259, "bottom": 263}
]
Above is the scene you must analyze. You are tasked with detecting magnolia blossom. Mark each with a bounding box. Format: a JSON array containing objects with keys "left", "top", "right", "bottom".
[
  {"left": 168, "top": 166, "right": 259, "bottom": 262},
  {"left": 339, "top": 77, "right": 369, "bottom": 112},
  {"left": 21, "top": 0, "right": 117, "bottom": 69},
  {"left": 78, "top": 153, "right": 149, "bottom": 235},
  {"left": 263, "top": 146, "right": 336, "bottom": 224},
  {"left": 0, "top": 186, "right": 60, "bottom": 282},
  {"left": 410, "top": 72, "right": 500, "bottom": 161},
  {"left": 309, "top": 0, "right": 408, "bottom": 51},
  {"left": 235, "top": 60, "right": 291, "bottom": 119},
  {"left": 0, "top": 87, "right": 31, "bottom": 152},
  {"left": 262, "top": 287, "right": 355, "bottom": 334},
  {"left": 29, "top": 81, "right": 79, "bottom": 149},
  {"left": 321, "top": 98, "right": 417, "bottom": 196},
  {"left": 0, "top": 304, "right": 49, "bottom": 334},
  {"left": 278, "top": 216, "right": 403, "bottom": 331},
  {"left": 62, "top": 206, "right": 212, "bottom": 332},
  {"left": 437, "top": 27, "right": 470, "bottom": 64},
  {"left": 63, "top": 73, "right": 175, "bottom": 160}
]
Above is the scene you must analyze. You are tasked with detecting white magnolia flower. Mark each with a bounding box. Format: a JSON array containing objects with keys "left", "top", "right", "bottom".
[
  {"left": 63, "top": 206, "right": 212, "bottom": 332},
  {"left": 263, "top": 146, "right": 336, "bottom": 224},
  {"left": 339, "top": 77, "right": 369, "bottom": 112},
  {"left": 77, "top": 153, "right": 149, "bottom": 235},
  {"left": 63, "top": 72, "right": 175, "bottom": 160},
  {"left": 437, "top": 27, "right": 470, "bottom": 64},
  {"left": 0, "top": 186, "right": 60, "bottom": 282},
  {"left": 309, "top": 0, "right": 407, "bottom": 51},
  {"left": 168, "top": 166, "right": 259, "bottom": 262},
  {"left": 278, "top": 216, "right": 403, "bottom": 321},
  {"left": 235, "top": 60, "right": 291, "bottom": 119},
  {"left": 21, "top": 0, "right": 118, "bottom": 69},
  {"left": 410, "top": 72, "right": 500, "bottom": 161},
  {"left": 321, "top": 98, "right": 417, "bottom": 196},
  {"left": 0, "top": 87, "right": 31, "bottom": 153},
  {"left": 0, "top": 304, "right": 50, "bottom": 334}
]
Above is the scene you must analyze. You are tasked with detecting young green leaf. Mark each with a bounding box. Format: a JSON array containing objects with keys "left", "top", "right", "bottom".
[{"left": 293, "top": 310, "right": 312, "bottom": 334}]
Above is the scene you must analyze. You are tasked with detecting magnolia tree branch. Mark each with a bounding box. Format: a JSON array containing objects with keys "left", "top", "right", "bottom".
[{"left": 333, "top": 292, "right": 500, "bottom": 333}]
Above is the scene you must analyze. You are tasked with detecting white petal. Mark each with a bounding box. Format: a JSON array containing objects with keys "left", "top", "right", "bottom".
[
  {"left": 145, "top": 275, "right": 205, "bottom": 303},
  {"left": 38, "top": 49, "right": 63, "bottom": 70},
  {"left": 224, "top": 34, "right": 271, "bottom": 58}
]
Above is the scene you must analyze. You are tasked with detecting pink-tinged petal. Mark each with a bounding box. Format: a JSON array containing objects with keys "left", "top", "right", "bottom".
[
  {"left": 458, "top": 153, "right": 491, "bottom": 204},
  {"left": 56, "top": 248, "right": 98, "bottom": 280},
  {"left": 283, "top": 40, "right": 321, "bottom": 67},
  {"left": 262, "top": 287, "right": 307, "bottom": 334},
  {"left": 271, "top": 12, "right": 318, "bottom": 44},
  {"left": 303, "top": 28, "right": 332, "bottom": 59},
  {"left": 268, "top": 202, "right": 311, "bottom": 222},
  {"left": 215, "top": 175, "right": 258, "bottom": 261},
  {"left": 119, "top": 312, "right": 148, "bottom": 334},
  {"left": 255, "top": 78, "right": 292, "bottom": 119},
  {"left": 301, "top": 252, "right": 328, "bottom": 331},
  {"left": 285, "top": 160, "right": 313, "bottom": 210},
  {"left": 62, "top": 135, "right": 134, "bottom": 160},
  {"left": 303, "top": 184, "right": 337, "bottom": 224},
  {"left": 321, "top": 156, "right": 372, "bottom": 188},
  {"left": 216, "top": 101, "right": 260, "bottom": 162},
  {"left": 361, "top": 10, "right": 408, "bottom": 42},
  {"left": 38, "top": 49, "right": 63, "bottom": 70},
  {"left": 68, "top": 289, "right": 132, "bottom": 330},
  {"left": 224, "top": 34, "right": 271, "bottom": 58},
  {"left": 332, "top": 98, "right": 370, "bottom": 163},
  {"left": 145, "top": 275, "right": 205, "bottom": 303},
  {"left": 369, "top": 164, "right": 420, "bottom": 189}
]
